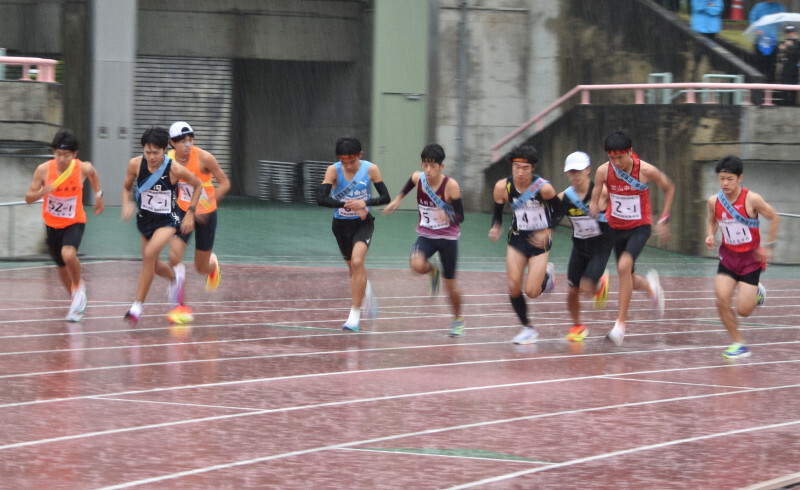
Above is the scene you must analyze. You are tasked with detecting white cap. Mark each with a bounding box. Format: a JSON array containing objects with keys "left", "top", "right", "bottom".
[
  {"left": 168, "top": 121, "right": 194, "bottom": 139},
  {"left": 564, "top": 151, "right": 590, "bottom": 172}
]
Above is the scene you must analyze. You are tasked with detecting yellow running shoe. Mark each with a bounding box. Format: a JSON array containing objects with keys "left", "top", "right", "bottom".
[
  {"left": 565, "top": 324, "right": 588, "bottom": 342},
  {"left": 594, "top": 270, "right": 609, "bottom": 310},
  {"left": 167, "top": 304, "right": 194, "bottom": 325},
  {"left": 206, "top": 253, "right": 221, "bottom": 292}
]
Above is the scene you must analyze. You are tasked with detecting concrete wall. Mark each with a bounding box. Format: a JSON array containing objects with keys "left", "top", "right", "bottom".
[
  {"left": 432, "top": 0, "right": 562, "bottom": 210},
  {"left": 486, "top": 103, "right": 800, "bottom": 263},
  {"left": 0, "top": 81, "right": 63, "bottom": 257},
  {"left": 0, "top": 156, "right": 50, "bottom": 257},
  {"left": 0, "top": 2, "right": 61, "bottom": 56},
  {"left": 135, "top": 0, "right": 365, "bottom": 61}
]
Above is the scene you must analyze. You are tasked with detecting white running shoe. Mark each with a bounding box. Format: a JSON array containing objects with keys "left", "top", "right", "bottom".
[
  {"left": 756, "top": 282, "right": 766, "bottom": 307},
  {"left": 125, "top": 302, "right": 143, "bottom": 326},
  {"left": 646, "top": 269, "right": 665, "bottom": 319},
  {"left": 543, "top": 262, "right": 556, "bottom": 293},
  {"left": 605, "top": 321, "right": 625, "bottom": 346},
  {"left": 362, "top": 280, "right": 378, "bottom": 320},
  {"left": 65, "top": 310, "right": 83, "bottom": 322},
  {"left": 66, "top": 283, "right": 87, "bottom": 322},
  {"left": 512, "top": 326, "right": 539, "bottom": 344}
]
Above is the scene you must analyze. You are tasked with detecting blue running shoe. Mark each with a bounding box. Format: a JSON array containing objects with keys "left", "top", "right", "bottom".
[
  {"left": 449, "top": 317, "right": 465, "bottom": 337},
  {"left": 722, "top": 343, "right": 751, "bottom": 358},
  {"left": 342, "top": 323, "right": 359, "bottom": 333}
]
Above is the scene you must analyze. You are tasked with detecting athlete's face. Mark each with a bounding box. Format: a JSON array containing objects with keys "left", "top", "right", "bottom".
[
  {"left": 52, "top": 149, "right": 78, "bottom": 168},
  {"left": 421, "top": 161, "right": 443, "bottom": 181},
  {"left": 143, "top": 144, "right": 166, "bottom": 167},
  {"left": 338, "top": 153, "right": 362, "bottom": 172},
  {"left": 718, "top": 171, "right": 743, "bottom": 195},
  {"left": 607, "top": 151, "right": 632, "bottom": 170},
  {"left": 512, "top": 161, "right": 534, "bottom": 187},
  {"left": 170, "top": 135, "right": 194, "bottom": 160},
  {"left": 565, "top": 168, "right": 590, "bottom": 186}
]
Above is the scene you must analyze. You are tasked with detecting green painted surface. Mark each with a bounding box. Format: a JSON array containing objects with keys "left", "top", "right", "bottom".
[
  {"left": 355, "top": 447, "right": 551, "bottom": 464},
  {"left": 7, "top": 197, "right": 800, "bottom": 280}
]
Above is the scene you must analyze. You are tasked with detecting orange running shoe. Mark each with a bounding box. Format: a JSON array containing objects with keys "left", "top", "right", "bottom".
[
  {"left": 594, "top": 270, "right": 609, "bottom": 310},
  {"left": 566, "top": 324, "right": 588, "bottom": 342},
  {"left": 167, "top": 304, "right": 194, "bottom": 325},
  {"left": 206, "top": 253, "right": 221, "bottom": 292}
]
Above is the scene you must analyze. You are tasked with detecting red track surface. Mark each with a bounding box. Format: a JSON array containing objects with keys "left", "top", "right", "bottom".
[{"left": 1, "top": 262, "right": 798, "bottom": 488}]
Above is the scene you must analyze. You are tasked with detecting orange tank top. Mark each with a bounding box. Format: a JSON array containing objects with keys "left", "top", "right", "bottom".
[
  {"left": 170, "top": 147, "right": 217, "bottom": 214},
  {"left": 43, "top": 159, "right": 86, "bottom": 228}
]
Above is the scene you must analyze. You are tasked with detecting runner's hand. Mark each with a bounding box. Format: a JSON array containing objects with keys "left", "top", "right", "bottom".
[{"left": 488, "top": 224, "right": 502, "bottom": 242}]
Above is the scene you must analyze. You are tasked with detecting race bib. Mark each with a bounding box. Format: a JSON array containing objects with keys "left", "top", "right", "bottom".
[
  {"left": 569, "top": 215, "right": 602, "bottom": 239},
  {"left": 719, "top": 219, "right": 753, "bottom": 246},
  {"left": 419, "top": 204, "right": 449, "bottom": 229},
  {"left": 46, "top": 195, "right": 77, "bottom": 219},
  {"left": 514, "top": 203, "right": 548, "bottom": 231},
  {"left": 140, "top": 189, "right": 172, "bottom": 214},
  {"left": 609, "top": 193, "right": 642, "bottom": 220}
]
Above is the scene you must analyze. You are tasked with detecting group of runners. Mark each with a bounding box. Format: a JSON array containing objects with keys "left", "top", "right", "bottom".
[
  {"left": 26, "top": 128, "right": 779, "bottom": 359},
  {"left": 26, "top": 123, "right": 228, "bottom": 327}
]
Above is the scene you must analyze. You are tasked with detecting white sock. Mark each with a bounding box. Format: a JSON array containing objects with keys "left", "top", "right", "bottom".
[{"left": 345, "top": 307, "right": 361, "bottom": 327}]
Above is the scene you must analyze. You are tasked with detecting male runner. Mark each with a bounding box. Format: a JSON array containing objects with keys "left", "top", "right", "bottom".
[
  {"left": 705, "top": 155, "right": 779, "bottom": 358},
  {"left": 383, "top": 143, "right": 466, "bottom": 337},
  {"left": 25, "top": 129, "right": 105, "bottom": 322},
  {"left": 317, "top": 136, "right": 390, "bottom": 332}
]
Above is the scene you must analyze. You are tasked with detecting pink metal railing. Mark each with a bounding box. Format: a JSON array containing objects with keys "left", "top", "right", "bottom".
[
  {"left": 491, "top": 82, "right": 800, "bottom": 162},
  {"left": 0, "top": 56, "right": 57, "bottom": 83}
]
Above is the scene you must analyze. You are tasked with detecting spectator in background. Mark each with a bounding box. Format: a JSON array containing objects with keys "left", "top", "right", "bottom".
[
  {"left": 777, "top": 25, "right": 800, "bottom": 105},
  {"left": 691, "top": 0, "right": 724, "bottom": 41},
  {"left": 749, "top": 0, "right": 787, "bottom": 85}
]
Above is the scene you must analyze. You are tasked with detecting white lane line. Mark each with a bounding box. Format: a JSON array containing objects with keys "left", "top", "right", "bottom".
[
  {"left": 446, "top": 419, "right": 800, "bottom": 489},
  {"left": 95, "top": 385, "right": 800, "bottom": 489}
]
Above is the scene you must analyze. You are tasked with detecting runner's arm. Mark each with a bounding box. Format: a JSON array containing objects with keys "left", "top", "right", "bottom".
[
  {"left": 383, "top": 173, "right": 419, "bottom": 215},
  {"left": 542, "top": 183, "right": 564, "bottom": 226},
  {"left": 121, "top": 158, "right": 139, "bottom": 221},
  {"left": 642, "top": 162, "right": 675, "bottom": 223},
  {"left": 24, "top": 163, "right": 49, "bottom": 203},
  {"left": 82, "top": 161, "right": 104, "bottom": 215},
  {"left": 490, "top": 178, "right": 507, "bottom": 228},
  {"left": 750, "top": 191, "right": 780, "bottom": 246},
  {"left": 364, "top": 181, "right": 390, "bottom": 206},
  {"left": 445, "top": 178, "right": 464, "bottom": 224},
  {"left": 705, "top": 195, "right": 719, "bottom": 250},
  {"left": 589, "top": 164, "right": 608, "bottom": 218},
  {"left": 200, "top": 149, "right": 231, "bottom": 202},
  {"left": 317, "top": 165, "right": 345, "bottom": 208}
]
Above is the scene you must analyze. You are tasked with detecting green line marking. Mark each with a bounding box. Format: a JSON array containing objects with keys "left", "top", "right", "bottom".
[{"left": 354, "top": 447, "right": 551, "bottom": 463}]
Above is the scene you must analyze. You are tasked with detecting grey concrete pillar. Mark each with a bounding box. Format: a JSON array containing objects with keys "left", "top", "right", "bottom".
[{"left": 90, "top": 0, "right": 137, "bottom": 206}]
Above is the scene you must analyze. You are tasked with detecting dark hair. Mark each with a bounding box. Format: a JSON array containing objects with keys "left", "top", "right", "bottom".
[
  {"left": 604, "top": 129, "right": 633, "bottom": 152},
  {"left": 715, "top": 155, "right": 744, "bottom": 176},
  {"left": 171, "top": 132, "right": 194, "bottom": 143},
  {"left": 508, "top": 144, "right": 539, "bottom": 166},
  {"left": 421, "top": 143, "right": 445, "bottom": 164},
  {"left": 335, "top": 136, "right": 362, "bottom": 156},
  {"left": 141, "top": 127, "right": 170, "bottom": 149},
  {"left": 52, "top": 129, "right": 79, "bottom": 151}
]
